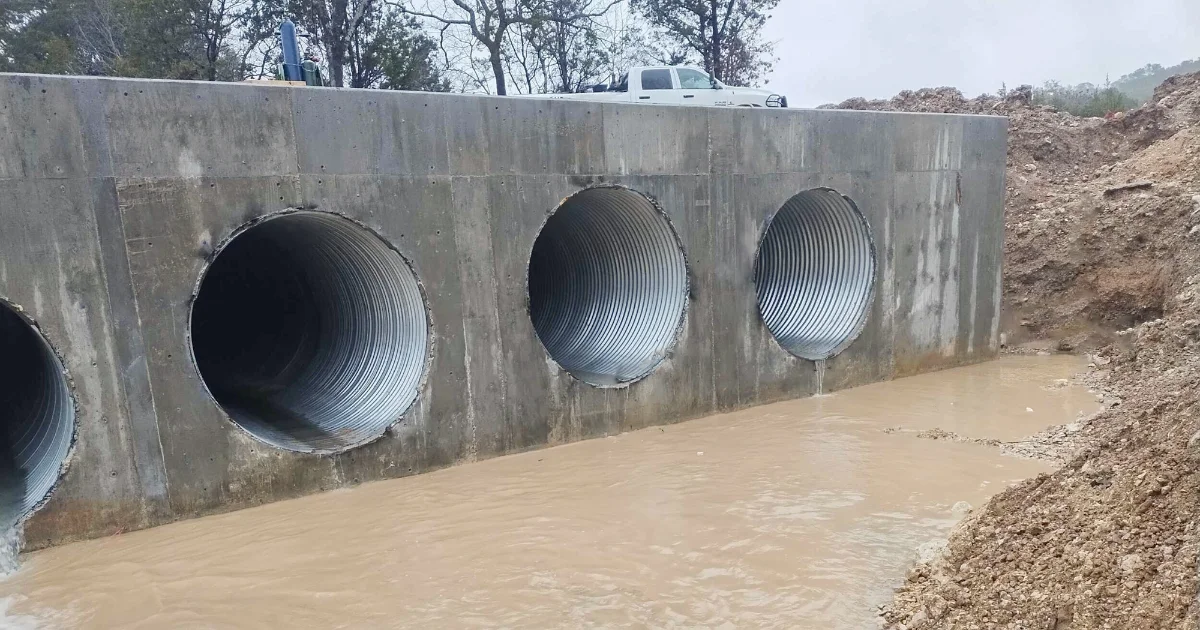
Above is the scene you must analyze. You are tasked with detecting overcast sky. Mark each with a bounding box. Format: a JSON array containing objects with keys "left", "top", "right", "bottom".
[{"left": 762, "top": 0, "right": 1200, "bottom": 107}]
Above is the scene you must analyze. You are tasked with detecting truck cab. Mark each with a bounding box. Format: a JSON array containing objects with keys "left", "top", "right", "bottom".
[{"left": 518, "top": 66, "right": 788, "bottom": 108}]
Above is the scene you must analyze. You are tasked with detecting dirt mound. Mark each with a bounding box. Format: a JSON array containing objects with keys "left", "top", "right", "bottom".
[
  {"left": 872, "top": 72, "right": 1200, "bottom": 629},
  {"left": 1005, "top": 76, "right": 1200, "bottom": 351},
  {"left": 1114, "top": 71, "right": 1200, "bottom": 148},
  {"left": 827, "top": 73, "right": 1200, "bottom": 351},
  {"left": 822, "top": 86, "right": 998, "bottom": 114}
]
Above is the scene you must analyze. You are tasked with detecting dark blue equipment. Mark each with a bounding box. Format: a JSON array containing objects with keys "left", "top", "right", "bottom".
[{"left": 279, "top": 20, "right": 304, "bottom": 82}]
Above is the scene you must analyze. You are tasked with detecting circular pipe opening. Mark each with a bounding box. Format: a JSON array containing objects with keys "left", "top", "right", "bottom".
[
  {"left": 754, "top": 188, "right": 877, "bottom": 360},
  {"left": 527, "top": 186, "right": 688, "bottom": 387},
  {"left": 190, "top": 211, "right": 429, "bottom": 453},
  {"left": 0, "top": 301, "right": 74, "bottom": 528}
]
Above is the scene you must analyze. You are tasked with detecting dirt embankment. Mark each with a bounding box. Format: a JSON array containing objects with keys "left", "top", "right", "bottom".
[
  {"left": 838, "top": 75, "right": 1200, "bottom": 629},
  {"left": 830, "top": 77, "right": 1200, "bottom": 352}
]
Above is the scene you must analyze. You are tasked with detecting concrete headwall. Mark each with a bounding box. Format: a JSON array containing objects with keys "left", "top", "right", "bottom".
[{"left": 0, "top": 73, "right": 1007, "bottom": 548}]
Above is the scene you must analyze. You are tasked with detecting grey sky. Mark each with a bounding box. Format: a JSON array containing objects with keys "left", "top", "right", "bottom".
[{"left": 763, "top": 0, "right": 1200, "bottom": 107}]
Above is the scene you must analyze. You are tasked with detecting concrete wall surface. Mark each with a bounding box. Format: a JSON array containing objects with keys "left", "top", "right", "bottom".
[{"left": 0, "top": 73, "right": 1008, "bottom": 548}]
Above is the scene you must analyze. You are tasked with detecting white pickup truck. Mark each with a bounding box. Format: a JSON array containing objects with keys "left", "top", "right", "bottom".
[{"left": 517, "top": 66, "right": 788, "bottom": 108}]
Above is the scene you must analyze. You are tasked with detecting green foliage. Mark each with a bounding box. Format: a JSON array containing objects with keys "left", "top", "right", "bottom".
[
  {"left": 1, "top": 0, "right": 253, "bottom": 79},
  {"left": 1113, "top": 59, "right": 1200, "bottom": 103},
  {"left": 116, "top": 0, "right": 208, "bottom": 79},
  {"left": 1, "top": 0, "right": 83, "bottom": 74},
  {"left": 347, "top": 10, "right": 447, "bottom": 90},
  {"left": 0, "top": 0, "right": 445, "bottom": 90},
  {"left": 0, "top": 0, "right": 772, "bottom": 91},
  {"left": 1032, "top": 80, "right": 1137, "bottom": 117}
]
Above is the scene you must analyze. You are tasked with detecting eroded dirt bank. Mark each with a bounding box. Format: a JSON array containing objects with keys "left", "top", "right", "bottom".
[{"left": 852, "top": 74, "right": 1200, "bottom": 628}]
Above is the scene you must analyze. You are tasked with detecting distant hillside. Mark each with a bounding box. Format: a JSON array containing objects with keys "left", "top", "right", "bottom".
[{"left": 1113, "top": 58, "right": 1200, "bottom": 102}]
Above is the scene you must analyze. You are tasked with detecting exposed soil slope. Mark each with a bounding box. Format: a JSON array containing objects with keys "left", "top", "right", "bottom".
[{"left": 840, "top": 74, "right": 1200, "bottom": 629}]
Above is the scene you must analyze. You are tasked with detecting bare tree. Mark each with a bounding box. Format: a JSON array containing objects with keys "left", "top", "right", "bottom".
[
  {"left": 289, "top": 0, "right": 379, "bottom": 86},
  {"left": 236, "top": 0, "right": 287, "bottom": 79},
  {"left": 436, "top": 26, "right": 497, "bottom": 91},
  {"left": 590, "top": 6, "right": 671, "bottom": 83},
  {"left": 503, "top": 0, "right": 608, "bottom": 94},
  {"left": 396, "top": 0, "right": 617, "bottom": 95},
  {"left": 73, "top": 0, "right": 126, "bottom": 74},
  {"left": 194, "top": 0, "right": 246, "bottom": 80},
  {"left": 534, "top": 0, "right": 608, "bottom": 92},
  {"left": 71, "top": 0, "right": 206, "bottom": 79},
  {"left": 502, "top": 20, "right": 544, "bottom": 92}
]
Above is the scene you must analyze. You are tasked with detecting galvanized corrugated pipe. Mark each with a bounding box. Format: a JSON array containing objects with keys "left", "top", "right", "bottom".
[
  {"left": 190, "top": 212, "right": 428, "bottom": 453},
  {"left": 0, "top": 302, "right": 74, "bottom": 528},
  {"left": 528, "top": 186, "right": 688, "bottom": 386},
  {"left": 754, "top": 188, "right": 876, "bottom": 360}
]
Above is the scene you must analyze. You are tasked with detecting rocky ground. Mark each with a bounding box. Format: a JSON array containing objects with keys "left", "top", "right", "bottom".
[{"left": 840, "top": 75, "right": 1200, "bottom": 628}]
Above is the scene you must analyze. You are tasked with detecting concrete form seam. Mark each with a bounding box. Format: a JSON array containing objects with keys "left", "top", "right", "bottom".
[
  {"left": 109, "top": 191, "right": 173, "bottom": 509},
  {"left": 481, "top": 189, "right": 509, "bottom": 455},
  {"left": 72, "top": 93, "right": 175, "bottom": 511}
]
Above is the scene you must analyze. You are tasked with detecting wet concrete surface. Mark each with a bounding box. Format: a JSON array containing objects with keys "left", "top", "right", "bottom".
[{"left": 0, "top": 356, "right": 1098, "bottom": 629}]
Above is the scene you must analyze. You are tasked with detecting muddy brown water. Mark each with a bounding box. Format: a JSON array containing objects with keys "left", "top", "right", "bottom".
[{"left": 0, "top": 356, "right": 1099, "bottom": 629}]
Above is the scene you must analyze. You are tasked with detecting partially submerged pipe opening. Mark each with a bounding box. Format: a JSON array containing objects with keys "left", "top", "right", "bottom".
[
  {"left": 190, "top": 211, "right": 429, "bottom": 453},
  {"left": 0, "top": 302, "right": 74, "bottom": 529},
  {"left": 528, "top": 186, "right": 688, "bottom": 386},
  {"left": 754, "top": 188, "right": 876, "bottom": 360}
]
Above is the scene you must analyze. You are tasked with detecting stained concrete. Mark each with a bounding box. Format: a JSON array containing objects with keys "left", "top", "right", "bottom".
[{"left": 0, "top": 74, "right": 1008, "bottom": 548}]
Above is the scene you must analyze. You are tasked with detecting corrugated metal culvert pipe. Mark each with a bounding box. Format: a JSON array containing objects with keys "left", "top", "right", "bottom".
[
  {"left": 0, "top": 301, "right": 74, "bottom": 528},
  {"left": 754, "top": 188, "right": 877, "bottom": 360},
  {"left": 528, "top": 186, "right": 688, "bottom": 386},
  {"left": 189, "top": 212, "right": 428, "bottom": 454}
]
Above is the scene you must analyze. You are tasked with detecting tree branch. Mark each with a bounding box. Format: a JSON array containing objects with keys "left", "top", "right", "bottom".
[{"left": 392, "top": 3, "right": 471, "bottom": 26}]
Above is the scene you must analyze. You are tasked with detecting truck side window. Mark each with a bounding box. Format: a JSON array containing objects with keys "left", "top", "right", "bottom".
[
  {"left": 677, "top": 68, "right": 714, "bottom": 89},
  {"left": 640, "top": 69, "right": 673, "bottom": 90}
]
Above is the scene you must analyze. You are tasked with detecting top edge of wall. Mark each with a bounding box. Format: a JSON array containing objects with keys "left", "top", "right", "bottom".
[{"left": 0, "top": 72, "right": 1009, "bottom": 121}]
